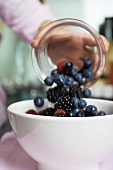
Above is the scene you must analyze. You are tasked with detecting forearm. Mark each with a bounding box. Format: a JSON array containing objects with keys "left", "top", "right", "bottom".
[{"left": 0, "top": 0, "right": 53, "bottom": 43}]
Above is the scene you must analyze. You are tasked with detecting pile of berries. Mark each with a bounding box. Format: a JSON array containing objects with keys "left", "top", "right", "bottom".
[{"left": 26, "top": 59, "right": 106, "bottom": 117}]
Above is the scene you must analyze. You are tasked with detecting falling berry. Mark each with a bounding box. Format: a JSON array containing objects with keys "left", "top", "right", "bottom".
[
  {"left": 57, "top": 59, "right": 68, "bottom": 74},
  {"left": 34, "top": 96, "right": 44, "bottom": 107}
]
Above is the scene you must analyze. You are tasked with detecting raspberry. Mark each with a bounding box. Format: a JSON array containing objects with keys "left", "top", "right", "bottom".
[
  {"left": 54, "top": 109, "right": 66, "bottom": 116},
  {"left": 57, "top": 59, "right": 68, "bottom": 74},
  {"left": 26, "top": 109, "right": 38, "bottom": 115}
]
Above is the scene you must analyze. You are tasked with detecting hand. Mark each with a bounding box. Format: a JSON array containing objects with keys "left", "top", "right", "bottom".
[{"left": 31, "top": 21, "right": 109, "bottom": 68}]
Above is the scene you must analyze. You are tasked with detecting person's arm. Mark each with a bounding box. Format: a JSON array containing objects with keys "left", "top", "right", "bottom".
[{"left": 0, "top": 0, "right": 53, "bottom": 43}]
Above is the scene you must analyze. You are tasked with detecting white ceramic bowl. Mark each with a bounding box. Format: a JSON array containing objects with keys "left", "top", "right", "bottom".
[{"left": 7, "top": 99, "right": 113, "bottom": 170}]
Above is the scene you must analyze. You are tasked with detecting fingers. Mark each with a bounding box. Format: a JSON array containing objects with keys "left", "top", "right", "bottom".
[
  {"left": 100, "top": 35, "right": 110, "bottom": 52},
  {"left": 82, "top": 34, "right": 96, "bottom": 46},
  {"left": 82, "top": 34, "right": 110, "bottom": 53},
  {"left": 31, "top": 39, "right": 39, "bottom": 48}
]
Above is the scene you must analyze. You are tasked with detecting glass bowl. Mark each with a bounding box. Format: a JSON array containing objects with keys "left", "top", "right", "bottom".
[{"left": 32, "top": 18, "right": 106, "bottom": 88}]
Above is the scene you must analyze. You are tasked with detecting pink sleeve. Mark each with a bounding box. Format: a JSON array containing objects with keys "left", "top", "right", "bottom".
[{"left": 0, "top": 0, "right": 53, "bottom": 43}]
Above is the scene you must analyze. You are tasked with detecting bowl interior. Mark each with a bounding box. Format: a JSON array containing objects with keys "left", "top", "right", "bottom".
[{"left": 8, "top": 98, "right": 113, "bottom": 118}]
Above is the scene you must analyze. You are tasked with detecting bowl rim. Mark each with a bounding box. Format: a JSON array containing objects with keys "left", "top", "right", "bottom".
[{"left": 7, "top": 98, "right": 113, "bottom": 121}]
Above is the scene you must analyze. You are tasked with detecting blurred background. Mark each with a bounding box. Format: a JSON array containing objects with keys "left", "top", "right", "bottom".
[{"left": 1, "top": 0, "right": 113, "bottom": 135}]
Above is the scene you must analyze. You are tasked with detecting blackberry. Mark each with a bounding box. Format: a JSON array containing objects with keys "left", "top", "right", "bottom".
[
  {"left": 76, "top": 86, "right": 83, "bottom": 99},
  {"left": 41, "top": 107, "right": 55, "bottom": 116},
  {"left": 69, "top": 84, "right": 78, "bottom": 97},
  {"left": 54, "top": 95, "right": 74, "bottom": 112},
  {"left": 69, "top": 84, "right": 83, "bottom": 98},
  {"left": 46, "top": 86, "right": 68, "bottom": 103}
]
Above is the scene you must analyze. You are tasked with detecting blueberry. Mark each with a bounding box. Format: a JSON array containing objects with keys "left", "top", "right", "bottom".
[
  {"left": 64, "top": 61, "right": 73, "bottom": 71},
  {"left": 73, "top": 73, "right": 82, "bottom": 81},
  {"left": 97, "top": 111, "right": 106, "bottom": 116},
  {"left": 78, "top": 76, "right": 87, "bottom": 85},
  {"left": 64, "top": 75, "right": 74, "bottom": 86},
  {"left": 67, "top": 110, "right": 76, "bottom": 117},
  {"left": 34, "top": 96, "right": 44, "bottom": 107},
  {"left": 73, "top": 108, "right": 81, "bottom": 115},
  {"left": 86, "top": 105, "right": 98, "bottom": 116},
  {"left": 53, "top": 73, "right": 59, "bottom": 81},
  {"left": 69, "top": 67, "right": 78, "bottom": 77},
  {"left": 82, "top": 89, "right": 92, "bottom": 98},
  {"left": 83, "top": 69, "right": 92, "bottom": 78},
  {"left": 44, "top": 76, "right": 54, "bottom": 86},
  {"left": 78, "top": 99, "right": 87, "bottom": 109},
  {"left": 84, "top": 59, "right": 92, "bottom": 68},
  {"left": 76, "top": 110, "right": 86, "bottom": 117},
  {"left": 54, "top": 74, "right": 65, "bottom": 87},
  {"left": 51, "top": 69, "right": 58, "bottom": 77},
  {"left": 72, "top": 97, "right": 79, "bottom": 108}
]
